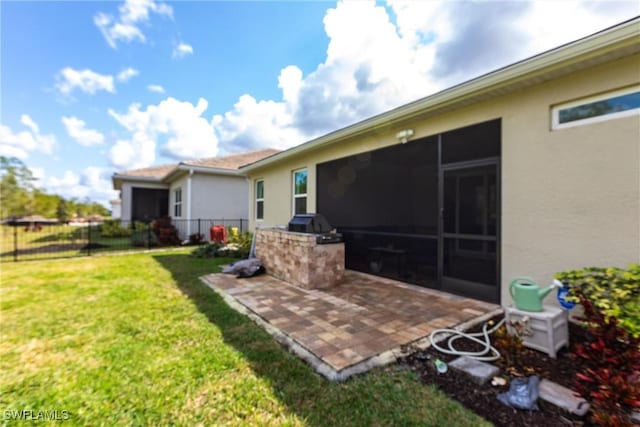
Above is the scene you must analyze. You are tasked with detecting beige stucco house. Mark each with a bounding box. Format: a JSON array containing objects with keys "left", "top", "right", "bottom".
[
  {"left": 240, "top": 19, "right": 640, "bottom": 304},
  {"left": 112, "top": 148, "right": 279, "bottom": 238}
]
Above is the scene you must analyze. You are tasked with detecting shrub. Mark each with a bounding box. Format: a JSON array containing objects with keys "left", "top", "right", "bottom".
[
  {"left": 191, "top": 242, "right": 221, "bottom": 258},
  {"left": 190, "top": 231, "right": 253, "bottom": 259},
  {"left": 100, "top": 220, "right": 132, "bottom": 238},
  {"left": 226, "top": 230, "right": 253, "bottom": 259},
  {"left": 555, "top": 264, "right": 639, "bottom": 337},
  {"left": 570, "top": 290, "right": 640, "bottom": 427},
  {"left": 132, "top": 221, "right": 149, "bottom": 232},
  {"left": 188, "top": 233, "right": 204, "bottom": 245},
  {"left": 151, "top": 216, "right": 180, "bottom": 246},
  {"left": 131, "top": 229, "right": 158, "bottom": 247}
]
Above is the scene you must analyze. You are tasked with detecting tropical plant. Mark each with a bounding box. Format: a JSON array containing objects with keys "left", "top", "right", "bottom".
[
  {"left": 226, "top": 230, "right": 253, "bottom": 258},
  {"left": 555, "top": 264, "right": 640, "bottom": 337},
  {"left": 571, "top": 290, "right": 640, "bottom": 427},
  {"left": 152, "top": 216, "right": 180, "bottom": 245}
]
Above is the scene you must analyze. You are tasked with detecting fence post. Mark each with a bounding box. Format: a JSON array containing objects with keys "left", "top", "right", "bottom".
[
  {"left": 87, "top": 220, "right": 92, "bottom": 256},
  {"left": 147, "top": 223, "right": 152, "bottom": 249},
  {"left": 13, "top": 225, "right": 18, "bottom": 262},
  {"left": 198, "top": 219, "right": 201, "bottom": 238}
]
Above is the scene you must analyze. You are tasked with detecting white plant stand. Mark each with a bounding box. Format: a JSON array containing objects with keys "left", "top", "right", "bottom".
[{"left": 505, "top": 305, "right": 569, "bottom": 358}]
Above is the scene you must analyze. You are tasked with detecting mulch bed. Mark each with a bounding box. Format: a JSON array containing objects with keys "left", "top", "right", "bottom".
[{"left": 399, "top": 316, "right": 594, "bottom": 427}]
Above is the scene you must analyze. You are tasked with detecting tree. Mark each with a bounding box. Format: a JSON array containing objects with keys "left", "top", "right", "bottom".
[
  {"left": 0, "top": 156, "right": 111, "bottom": 220},
  {"left": 32, "top": 189, "right": 60, "bottom": 218},
  {"left": 0, "top": 156, "right": 36, "bottom": 219},
  {"left": 56, "top": 199, "right": 70, "bottom": 223}
]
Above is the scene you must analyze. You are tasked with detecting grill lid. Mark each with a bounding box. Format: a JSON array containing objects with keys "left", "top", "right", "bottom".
[{"left": 288, "top": 213, "right": 333, "bottom": 234}]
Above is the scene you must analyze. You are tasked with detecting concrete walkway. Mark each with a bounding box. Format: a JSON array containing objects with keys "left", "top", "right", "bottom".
[{"left": 201, "top": 270, "right": 501, "bottom": 381}]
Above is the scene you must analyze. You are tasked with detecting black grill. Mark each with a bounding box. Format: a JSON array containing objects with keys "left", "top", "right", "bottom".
[{"left": 287, "top": 213, "right": 343, "bottom": 244}]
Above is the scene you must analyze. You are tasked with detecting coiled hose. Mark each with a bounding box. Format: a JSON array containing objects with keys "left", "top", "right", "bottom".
[{"left": 429, "top": 318, "right": 506, "bottom": 361}]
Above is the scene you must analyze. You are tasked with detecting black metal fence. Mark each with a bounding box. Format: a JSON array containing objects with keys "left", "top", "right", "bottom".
[{"left": 0, "top": 218, "right": 248, "bottom": 262}]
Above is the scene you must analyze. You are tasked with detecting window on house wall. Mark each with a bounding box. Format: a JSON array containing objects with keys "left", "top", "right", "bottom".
[
  {"left": 293, "top": 169, "right": 307, "bottom": 215},
  {"left": 174, "top": 187, "right": 182, "bottom": 218},
  {"left": 256, "top": 180, "right": 264, "bottom": 220},
  {"left": 552, "top": 85, "right": 640, "bottom": 130}
]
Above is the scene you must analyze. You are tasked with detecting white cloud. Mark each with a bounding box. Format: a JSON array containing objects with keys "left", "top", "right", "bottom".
[
  {"left": 20, "top": 115, "right": 40, "bottom": 134},
  {"left": 43, "top": 167, "right": 118, "bottom": 207},
  {"left": 110, "top": 139, "right": 142, "bottom": 170},
  {"left": 385, "top": 0, "right": 638, "bottom": 86},
  {"left": 95, "top": 0, "right": 173, "bottom": 49},
  {"left": 0, "top": 115, "right": 56, "bottom": 160},
  {"left": 172, "top": 42, "right": 193, "bottom": 59},
  {"left": 108, "top": 97, "right": 218, "bottom": 170},
  {"left": 116, "top": 67, "right": 139, "bottom": 82},
  {"left": 29, "top": 167, "right": 46, "bottom": 182},
  {"left": 62, "top": 116, "right": 105, "bottom": 147},
  {"left": 56, "top": 67, "right": 115, "bottom": 96},
  {"left": 212, "top": 93, "right": 306, "bottom": 152},
  {"left": 212, "top": 0, "right": 439, "bottom": 152},
  {"left": 147, "top": 84, "right": 165, "bottom": 93},
  {"left": 211, "top": 0, "right": 638, "bottom": 154}
]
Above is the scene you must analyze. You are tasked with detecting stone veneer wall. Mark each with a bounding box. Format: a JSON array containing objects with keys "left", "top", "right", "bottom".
[{"left": 255, "top": 228, "right": 345, "bottom": 289}]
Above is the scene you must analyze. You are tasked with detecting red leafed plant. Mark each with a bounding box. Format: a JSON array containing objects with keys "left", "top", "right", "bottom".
[
  {"left": 152, "top": 216, "right": 180, "bottom": 245},
  {"left": 572, "top": 290, "right": 640, "bottom": 427}
]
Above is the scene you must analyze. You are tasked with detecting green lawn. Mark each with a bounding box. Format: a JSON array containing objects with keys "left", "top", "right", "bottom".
[{"left": 0, "top": 251, "right": 490, "bottom": 426}]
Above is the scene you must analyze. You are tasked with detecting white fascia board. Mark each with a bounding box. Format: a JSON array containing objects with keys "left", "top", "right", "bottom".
[
  {"left": 240, "top": 18, "right": 640, "bottom": 174},
  {"left": 162, "top": 164, "right": 241, "bottom": 183},
  {"left": 112, "top": 174, "right": 164, "bottom": 190}
]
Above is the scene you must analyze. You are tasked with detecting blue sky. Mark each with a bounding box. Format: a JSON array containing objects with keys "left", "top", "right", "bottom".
[{"left": 1, "top": 1, "right": 638, "bottom": 208}]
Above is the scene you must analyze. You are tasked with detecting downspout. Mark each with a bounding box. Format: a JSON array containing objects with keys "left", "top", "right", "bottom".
[
  {"left": 245, "top": 176, "right": 251, "bottom": 232},
  {"left": 187, "top": 169, "right": 194, "bottom": 237}
]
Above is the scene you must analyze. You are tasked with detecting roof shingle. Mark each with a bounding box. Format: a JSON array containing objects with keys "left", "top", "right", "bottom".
[
  {"left": 182, "top": 148, "right": 280, "bottom": 170},
  {"left": 115, "top": 148, "right": 279, "bottom": 179}
]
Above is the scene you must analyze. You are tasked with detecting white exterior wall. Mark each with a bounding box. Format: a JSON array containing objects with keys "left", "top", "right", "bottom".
[
  {"left": 165, "top": 172, "right": 249, "bottom": 240},
  {"left": 110, "top": 200, "right": 121, "bottom": 219},
  {"left": 120, "top": 181, "right": 168, "bottom": 222},
  {"left": 190, "top": 174, "right": 248, "bottom": 220}
]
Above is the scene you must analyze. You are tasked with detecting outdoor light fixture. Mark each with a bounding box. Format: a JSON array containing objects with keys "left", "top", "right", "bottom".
[{"left": 396, "top": 129, "right": 414, "bottom": 144}]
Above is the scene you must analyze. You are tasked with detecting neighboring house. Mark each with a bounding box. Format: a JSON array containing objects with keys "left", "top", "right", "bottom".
[
  {"left": 112, "top": 148, "right": 279, "bottom": 237},
  {"left": 240, "top": 19, "right": 640, "bottom": 305},
  {"left": 109, "top": 199, "right": 122, "bottom": 219}
]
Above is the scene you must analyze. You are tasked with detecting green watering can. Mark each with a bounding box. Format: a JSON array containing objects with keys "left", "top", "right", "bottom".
[{"left": 509, "top": 277, "right": 563, "bottom": 312}]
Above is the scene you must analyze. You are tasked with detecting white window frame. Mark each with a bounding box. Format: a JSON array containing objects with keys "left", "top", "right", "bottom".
[
  {"left": 292, "top": 168, "right": 307, "bottom": 215},
  {"left": 173, "top": 187, "right": 182, "bottom": 218},
  {"left": 255, "top": 179, "right": 264, "bottom": 221},
  {"left": 551, "top": 85, "right": 640, "bottom": 130}
]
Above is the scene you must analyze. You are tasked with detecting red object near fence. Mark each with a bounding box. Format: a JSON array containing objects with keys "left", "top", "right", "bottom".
[{"left": 210, "top": 225, "right": 227, "bottom": 243}]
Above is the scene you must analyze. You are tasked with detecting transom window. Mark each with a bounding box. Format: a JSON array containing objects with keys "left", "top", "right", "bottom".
[
  {"left": 174, "top": 187, "right": 182, "bottom": 218},
  {"left": 552, "top": 85, "right": 640, "bottom": 130},
  {"left": 293, "top": 169, "right": 307, "bottom": 215},
  {"left": 255, "top": 180, "right": 264, "bottom": 220}
]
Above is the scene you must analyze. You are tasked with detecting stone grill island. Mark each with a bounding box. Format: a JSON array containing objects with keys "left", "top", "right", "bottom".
[{"left": 255, "top": 227, "right": 345, "bottom": 290}]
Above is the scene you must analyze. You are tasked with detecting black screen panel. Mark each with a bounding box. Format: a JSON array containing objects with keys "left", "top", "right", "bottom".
[
  {"left": 318, "top": 135, "right": 439, "bottom": 286},
  {"left": 441, "top": 119, "right": 500, "bottom": 164}
]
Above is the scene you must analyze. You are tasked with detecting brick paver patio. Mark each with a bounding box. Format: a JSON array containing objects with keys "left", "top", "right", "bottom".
[{"left": 201, "top": 270, "right": 501, "bottom": 380}]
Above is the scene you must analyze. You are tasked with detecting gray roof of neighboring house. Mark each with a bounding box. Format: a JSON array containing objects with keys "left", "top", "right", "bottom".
[
  {"left": 112, "top": 148, "right": 280, "bottom": 189},
  {"left": 115, "top": 163, "right": 177, "bottom": 180},
  {"left": 180, "top": 148, "right": 281, "bottom": 170}
]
